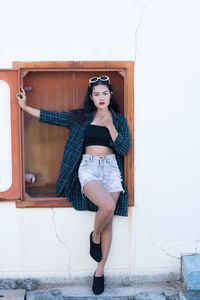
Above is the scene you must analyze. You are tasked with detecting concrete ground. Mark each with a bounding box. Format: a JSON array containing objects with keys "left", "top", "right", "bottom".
[
  {"left": 22, "top": 280, "right": 185, "bottom": 299},
  {"left": 60, "top": 280, "right": 183, "bottom": 299},
  {"left": 0, "top": 279, "right": 186, "bottom": 299}
]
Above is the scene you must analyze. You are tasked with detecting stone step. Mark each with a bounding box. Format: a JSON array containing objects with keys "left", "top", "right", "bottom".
[
  {"left": 26, "top": 281, "right": 182, "bottom": 300},
  {"left": 26, "top": 292, "right": 176, "bottom": 300},
  {"left": 26, "top": 288, "right": 62, "bottom": 300},
  {"left": 182, "top": 255, "right": 200, "bottom": 289},
  {"left": 0, "top": 289, "right": 25, "bottom": 300},
  {"left": 0, "top": 278, "right": 38, "bottom": 291},
  {"left": 179, "top": 290, "right": 200, "bottom": 300}
]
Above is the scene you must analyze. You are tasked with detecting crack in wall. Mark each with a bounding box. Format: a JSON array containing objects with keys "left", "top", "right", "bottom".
[
  {"left": 134, "top": 1, "right": 149, "bottom": 62},
  {"left": 81, "top": 0, "right": 105, "bottom": 25},
  {"left": 152, "top": 242, "right": 181, "bottom": 260},
  {"left": 51, "top": 208, "right": 72, "bottom": 279}
]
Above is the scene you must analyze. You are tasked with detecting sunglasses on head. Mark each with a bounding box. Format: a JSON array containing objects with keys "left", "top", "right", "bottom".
[{"left": 89, "top": 75, "right": 110, "bottom": 86}]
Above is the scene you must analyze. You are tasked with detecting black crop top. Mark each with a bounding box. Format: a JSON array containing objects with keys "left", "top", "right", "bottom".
[{"left": 84, "top": 124, "right": 113, "bottom": 148}]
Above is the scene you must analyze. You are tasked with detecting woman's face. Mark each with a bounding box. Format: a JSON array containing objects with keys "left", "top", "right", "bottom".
[{"left": 90, "top": 84, "right": 112, "bottom": 110}]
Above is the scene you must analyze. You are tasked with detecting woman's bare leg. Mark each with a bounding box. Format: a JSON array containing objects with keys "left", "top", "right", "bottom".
[
  {"left": 94, "top": 216, "right": 113, "bottom": 276},
  {"left": 83, "top": 180, "right": 116, "bottom": 244},
  {"left": 94, "top": 192, "right": 120, "bottom": 277}
]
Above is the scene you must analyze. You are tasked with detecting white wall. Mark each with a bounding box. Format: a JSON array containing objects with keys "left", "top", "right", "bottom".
[
  {"left": 134, "top": 0, "right": 200, "bottom": 279},
  {"left": 0, "top": 0, "right": 199, "bottom": 281}
]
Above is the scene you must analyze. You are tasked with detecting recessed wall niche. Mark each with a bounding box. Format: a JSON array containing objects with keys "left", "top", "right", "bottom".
[{"left": 0, "top": 61, "right": 134, "bottom": 208}]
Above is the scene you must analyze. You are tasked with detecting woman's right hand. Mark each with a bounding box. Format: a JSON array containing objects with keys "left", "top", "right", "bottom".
[{"left": 16, "top": 86, "right": 26, "bottom": 109}]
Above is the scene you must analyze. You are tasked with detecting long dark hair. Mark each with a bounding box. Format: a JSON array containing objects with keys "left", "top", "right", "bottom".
[{"left": 70, "top": 80, "right": 120, "bottom": 123}]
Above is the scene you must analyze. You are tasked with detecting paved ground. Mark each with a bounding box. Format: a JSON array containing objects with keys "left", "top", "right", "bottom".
[
  {"left": 0, "top": 280, "right": 186, "bottom": 299},
  {"left": 25, "top": 280, "right": 184, "bottom": 299},
  {"left": 0, "top": 289, "right": 25, "bottom": 299}
]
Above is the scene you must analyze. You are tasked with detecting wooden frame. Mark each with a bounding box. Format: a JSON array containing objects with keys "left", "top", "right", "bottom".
[
  {"left": 11, "top": 61, "right": 134, "bottom": 208},
  {"left": 0, "top": 70, "right": 21, "bottom": 201}
]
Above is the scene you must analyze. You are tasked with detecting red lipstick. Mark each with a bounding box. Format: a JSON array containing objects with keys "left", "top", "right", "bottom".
[{"left": 99, "top": 102, "right": 105, "bottom": 105}]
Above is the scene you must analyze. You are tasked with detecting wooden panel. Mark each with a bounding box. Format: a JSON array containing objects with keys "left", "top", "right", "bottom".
[
  {"left": 16, "top": 199, "right": 72, "bottom": 208},
  {"left": 125, "top": 63, "right": 134, "bottom": 206},
  {"left": 0, "top": 69, "right": 21, "bottom": 200},
  {"left": 23, "top": 71, "right": 74, "bottom": 197},
  {"left": 13, "top": 61, "right": 131, "bottom": 69}
]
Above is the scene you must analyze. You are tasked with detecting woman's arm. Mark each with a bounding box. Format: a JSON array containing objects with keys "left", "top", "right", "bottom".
[
  {"left": 109, "top": 116, "right": 130, "bottom": 156},
  {"left": 16, "top": 87, "right": 75, "bottom": 129},
  {"left": 16, "top": 87, "right": 40, "bottom": 118},
  {"left": 22, "top": 105, "right": 40, "bottom": 118},
  {"left": 97, "top": 109, "right": 130, "bottom": 156}
]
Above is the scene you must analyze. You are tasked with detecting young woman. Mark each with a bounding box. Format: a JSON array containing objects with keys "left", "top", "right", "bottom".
[{"left": 16, "top": 75, "right": 130, "bottom": 295}]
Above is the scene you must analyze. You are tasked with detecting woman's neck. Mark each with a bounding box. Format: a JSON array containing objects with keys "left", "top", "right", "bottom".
[{"left": 96, "top": 107, "right": 110, "bottom": 115}]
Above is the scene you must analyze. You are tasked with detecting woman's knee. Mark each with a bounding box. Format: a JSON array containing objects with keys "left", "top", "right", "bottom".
[{"left": 101, "top": 199, "right": 116, "bottom": 216}]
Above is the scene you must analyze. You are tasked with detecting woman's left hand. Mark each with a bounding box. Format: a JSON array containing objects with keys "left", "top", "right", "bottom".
[{"left": 98, "top": 110, "right": 113, "bottom": 128}]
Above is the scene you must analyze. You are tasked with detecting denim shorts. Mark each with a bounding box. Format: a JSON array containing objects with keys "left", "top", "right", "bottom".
[{"left": 78, "top": 154, "right": 125, "bottom": 197}]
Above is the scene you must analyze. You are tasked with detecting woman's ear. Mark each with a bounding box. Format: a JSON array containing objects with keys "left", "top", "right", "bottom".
[{"left": 90, "top": 94, "right": 93, "bottom": 101}]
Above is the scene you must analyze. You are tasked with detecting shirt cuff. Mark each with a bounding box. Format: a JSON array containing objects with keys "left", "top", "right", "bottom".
[{"left": 110, "top": 133, "right": 123, "bottom": 147}]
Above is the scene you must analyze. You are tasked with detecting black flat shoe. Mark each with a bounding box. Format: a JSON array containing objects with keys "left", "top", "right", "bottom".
[
  {"left": 92, "top": 271, "right": 104, "bottom": 295},
  {"left": 90, "top": 231, "right": 102, "bottom": 262}
]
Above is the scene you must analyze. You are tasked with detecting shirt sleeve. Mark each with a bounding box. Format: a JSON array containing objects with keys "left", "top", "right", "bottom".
[
  {"left": 39, "top": 109, "right": 75, "bottom": 129},
  {"left": 109, "top": 116, "right": 130, "bottom": 156}
]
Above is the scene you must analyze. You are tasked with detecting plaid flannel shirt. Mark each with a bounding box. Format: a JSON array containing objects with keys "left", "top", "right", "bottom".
[{"left": 39, "top": 107, "right": 130, "bottom": 216}]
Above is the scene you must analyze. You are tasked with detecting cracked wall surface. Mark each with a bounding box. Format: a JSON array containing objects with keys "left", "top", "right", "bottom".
[{"left": 51, "top": 209, "right": 71, "bottom": 279}]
